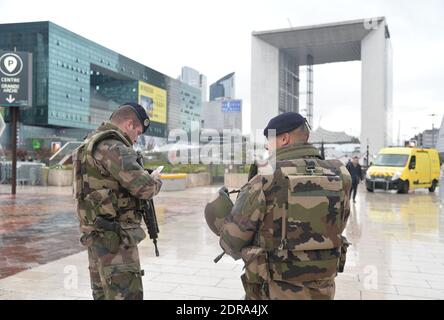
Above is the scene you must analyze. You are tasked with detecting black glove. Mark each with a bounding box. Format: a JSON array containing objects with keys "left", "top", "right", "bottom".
[
  {"left": 248, "top": 163, "right": 258, "bottom": 181},
  {"left": 219, "top": 186, "right": 229, "bottom": 195}
]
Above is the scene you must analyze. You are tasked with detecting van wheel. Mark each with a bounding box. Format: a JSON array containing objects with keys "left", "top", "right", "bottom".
[
  {"left": 397, "top": 180, "right": 409, "bottom": 194},
  {"left": 429, "top": 180, "right": 437, "bottom": 192},
  {"left": 366, "top": 187, "right": 374, "bottom": 192}
]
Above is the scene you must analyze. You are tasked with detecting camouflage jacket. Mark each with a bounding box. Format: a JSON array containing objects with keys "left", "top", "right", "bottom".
[
  {"left": 73, "top": 121, "right": 162, "bottom": 234},
  {"left": 219, "top": 143, "right": 351, "bottom": 293}
]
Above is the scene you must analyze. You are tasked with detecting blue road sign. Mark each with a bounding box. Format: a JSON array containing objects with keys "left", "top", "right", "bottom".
[{"left": 221, "top": 99, "right": 241, "bottom": 112}]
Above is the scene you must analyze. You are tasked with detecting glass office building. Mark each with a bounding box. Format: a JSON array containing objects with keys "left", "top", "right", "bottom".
[
  {"left": 209, "top": 72, "right": 235, "bottom": 101},
  {"left": 0, "top": 21, "right": 200, "bottom": 151},
  {"left": 167, "top": 78, "right": 201, "bottom": 133},
  {"left": 180, "top": 66, "right": 207, "bottom": 102}
]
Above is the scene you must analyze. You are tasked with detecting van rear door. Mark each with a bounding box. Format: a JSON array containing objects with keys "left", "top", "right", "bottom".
[{"left": 416, "top": 151, "right": 431, "bottom": 185}]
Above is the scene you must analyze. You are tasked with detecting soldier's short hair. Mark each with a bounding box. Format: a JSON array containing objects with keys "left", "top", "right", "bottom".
[
  {"left": 287, "top": 123, "right": 309, "bottom": 142},
  {"left": 110, "top": 106, "right": 141, "bottom": 127},
  {"left": 296, "top": 123, "right": 309, "bottom": 133}
]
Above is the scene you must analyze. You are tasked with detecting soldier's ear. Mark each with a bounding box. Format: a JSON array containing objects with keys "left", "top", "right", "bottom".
[
  {"left": 282, "top": 132, "right": 291, "bottom": 145},
  {"left": 126, "top": 119, "right": 136, "bottom": 130}
]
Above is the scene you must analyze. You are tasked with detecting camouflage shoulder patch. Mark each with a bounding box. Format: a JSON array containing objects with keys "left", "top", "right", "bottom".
[
  {"left": 93, "top": 139, "right": 162, "bottom": 200},
  {"left": 114, "top": 145, "right": 142, "bottom": 171}
]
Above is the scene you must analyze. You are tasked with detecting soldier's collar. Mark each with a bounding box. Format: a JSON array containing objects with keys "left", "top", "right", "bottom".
[
  {"left": 273, "top": 143, "right": 320, "bottom": 161},
  {"left": 97, "top": 121, "right": 134, "bottom": 146}
]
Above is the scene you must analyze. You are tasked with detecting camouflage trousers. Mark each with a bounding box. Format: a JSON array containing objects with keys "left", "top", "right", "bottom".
[
  {"left": 242, "top": 275, "right": 335, "bottom": 300},
  {"left": 85, "top": 231, "right": 144, "bottom": 300}
]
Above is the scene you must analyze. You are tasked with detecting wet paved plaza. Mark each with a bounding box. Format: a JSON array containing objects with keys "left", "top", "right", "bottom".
[{"left": 1, "top": 183, "right": 444, "bottom": 300}]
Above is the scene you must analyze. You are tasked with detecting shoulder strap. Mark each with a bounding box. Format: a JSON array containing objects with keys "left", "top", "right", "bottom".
[{"left": 85, "top": 129, "right": 131, "bottom": 156}]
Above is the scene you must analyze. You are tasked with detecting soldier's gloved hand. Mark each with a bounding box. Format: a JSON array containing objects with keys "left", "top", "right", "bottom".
[
  {"left": 144, "top": 168, "right": 160, "bottom": 180},
  {"left": 248, "top": 163, "right": 258, "bottom": 181},
  {"left": 219, "top": 186, "right": 229, "bottom": 195},
  {"left": 151, "top": 171, "right": 161, "bottom": 180}
]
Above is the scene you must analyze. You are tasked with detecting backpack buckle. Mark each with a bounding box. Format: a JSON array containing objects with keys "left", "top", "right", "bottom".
[
  {"left": 305, "top": 160, "right": 316, "bottom": 175},
  {"left": 278, "top": 238, "right": 288, "bottom": 250}
]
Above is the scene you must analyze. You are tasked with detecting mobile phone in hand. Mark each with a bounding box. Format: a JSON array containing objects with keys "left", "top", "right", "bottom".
[{"left": 152, "top": 165, "right": 164, "bottom": 174}]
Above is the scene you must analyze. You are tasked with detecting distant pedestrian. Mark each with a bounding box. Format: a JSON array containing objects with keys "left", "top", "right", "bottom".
[{"left": 346, "top": 156, "right": 363, "bottom": 203}]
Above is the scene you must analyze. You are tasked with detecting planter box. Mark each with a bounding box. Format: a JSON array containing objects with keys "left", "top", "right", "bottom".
[
  {"left": 41, "top": 166, "right": 50, "bottom": 186},
  {"left": 224, "top": 173, "right": 248, "bottom": 189},
  {"left": 160, "top": 173, "right": 187, "bottom": 191},
  {"left": 48, "top": 169, "right": 73, "bottom": 187},
  {"left": 186, "top": 172, "right": 211, "bottom": 187}
]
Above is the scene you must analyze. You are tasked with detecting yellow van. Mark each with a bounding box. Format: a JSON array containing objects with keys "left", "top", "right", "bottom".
[{"left": 365, "top": 147, "right": 441, "bottom": 193}]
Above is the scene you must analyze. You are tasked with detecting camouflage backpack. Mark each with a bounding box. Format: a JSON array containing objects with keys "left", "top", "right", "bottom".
[{"left": 244, "top": 158, "right": 349, "bottom": 285}]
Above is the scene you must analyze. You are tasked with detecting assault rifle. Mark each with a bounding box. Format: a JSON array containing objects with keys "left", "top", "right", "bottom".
[{"left": 136, "top": 152, "right": 160, "bottom": 257}]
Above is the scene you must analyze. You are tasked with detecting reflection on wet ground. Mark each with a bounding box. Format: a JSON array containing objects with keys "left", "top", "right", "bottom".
[
  {"left": 343, "top": 184, "right": 444, "bottom": 299},
  {"left": 0, "top": 185, "right": 214, "bottom": 279},
  {"left": 0, "top": 190, "right": 82, "bottom": 279}
]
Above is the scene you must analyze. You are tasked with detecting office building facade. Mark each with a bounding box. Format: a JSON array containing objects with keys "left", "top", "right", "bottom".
[
  {"left": 167, "top": 78, "right": 201, "bottom": 133},
  {"left": 209, "top": 72, "right": 235, "bottom": 101},
  {"left": 0, "top": 21, "right": 200, "bottom": 152},
  {"left": 201, "top": 99, "right": 242, "bottom": 132},
  {"left": 180, "top": 66, "right": 207, "bottom": 102}
]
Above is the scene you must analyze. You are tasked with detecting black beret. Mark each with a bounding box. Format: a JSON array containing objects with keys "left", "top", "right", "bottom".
[
  {"left": 263, "top": 112, "right": 307, "bottom": 137},
  {"left": 119, "top": 102, "right": 151, "bottom": 133}
]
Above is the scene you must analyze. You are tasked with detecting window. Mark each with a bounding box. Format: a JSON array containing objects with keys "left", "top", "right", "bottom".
[
  {"left": 374, "top": 154, "right": 409, "bottom": 167},
  {"left": 409, "top": 156, "right": 416, "bottom": 170}
]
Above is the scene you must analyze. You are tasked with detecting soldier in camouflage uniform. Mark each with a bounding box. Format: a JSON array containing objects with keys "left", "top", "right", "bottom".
[
  {"left": 72, "top": 102, "right": 162, "bottom": 300},
  {"left": 205, "top": 112, "right": 351, "bottom": 300}
]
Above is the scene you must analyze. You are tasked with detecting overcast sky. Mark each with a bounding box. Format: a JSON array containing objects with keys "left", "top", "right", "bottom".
[{"left": 0, "top": 0, "right": 443, "bottom": 142}]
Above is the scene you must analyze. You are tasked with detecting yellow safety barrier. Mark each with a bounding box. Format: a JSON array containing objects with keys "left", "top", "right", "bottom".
[{"left": 160, "top": 173, "right": 188, "bottom": 180}]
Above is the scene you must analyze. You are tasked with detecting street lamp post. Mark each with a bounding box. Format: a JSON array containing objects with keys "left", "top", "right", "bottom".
[
  {"left": 411, "top": 126, "right": 419, "bottom": 147},
  {"left": 429, "top": 114, "right": 438, "bottom": 148}
]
